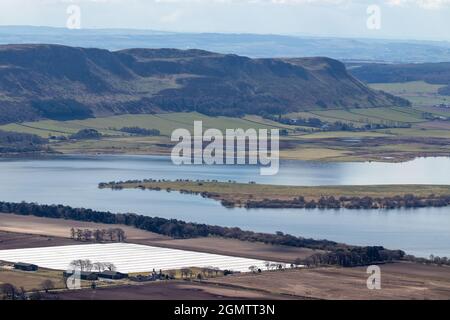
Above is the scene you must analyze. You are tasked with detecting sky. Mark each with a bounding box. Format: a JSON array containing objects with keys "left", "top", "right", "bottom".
[{"left": 0, "top": 0, "right": 449, "bottom": 41}]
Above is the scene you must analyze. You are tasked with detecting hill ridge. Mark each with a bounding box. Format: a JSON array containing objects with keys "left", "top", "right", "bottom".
[{"left": 0, "top": 44, "right": 409, "bottom": 124}]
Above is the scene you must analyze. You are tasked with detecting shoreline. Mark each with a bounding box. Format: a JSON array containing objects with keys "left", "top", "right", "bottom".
[
  {"left": 99, "top": 180, "right": 450, "bottom": 210},
  {"left": 2, "top": 150, "right": 450, "bottom": 164},
  {"left": 54, "top": 146, "right": 450, "bottom": 163}
]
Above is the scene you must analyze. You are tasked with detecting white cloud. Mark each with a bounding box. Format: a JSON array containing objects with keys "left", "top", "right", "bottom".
[{"left": 385, "top": 0, "right": 450, "bottom": 9}]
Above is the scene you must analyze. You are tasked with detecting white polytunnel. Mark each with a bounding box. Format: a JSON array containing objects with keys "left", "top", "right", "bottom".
[{"left": 0, "top": 243, "right": 283, "bottom": 274}]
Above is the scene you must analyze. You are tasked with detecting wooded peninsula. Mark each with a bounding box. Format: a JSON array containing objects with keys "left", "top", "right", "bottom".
[{"left": 99, "top": 180, "right": 450, "bottom": 210}]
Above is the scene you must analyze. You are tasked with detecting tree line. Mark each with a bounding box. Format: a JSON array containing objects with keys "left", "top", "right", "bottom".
[
  {"left": 245, "top": 194, "right": 450, "bottom": 210},
  {"left": 0, "top": 130, "right": 48, "bottom": 154},
  {"left": 69, "top": 259, "right": 116, "bottom": 272},
  {"left": 262, "top": 115, "right": 411, "bottom": 132},
  {"left": 69, "top": 227, "right": 126, "bottom": 242},
  {"left": 294, "top": 246, "right": 405, "bottom": 268},
  {"left": 0, "top": 201, "right": 404, "bottom": 266}
]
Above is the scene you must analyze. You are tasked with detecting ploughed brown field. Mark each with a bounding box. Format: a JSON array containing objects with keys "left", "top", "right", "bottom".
[
  {"left": 46, "top": 281, "right": 289, "bottom": 300},
  {"left": 136, "top": 238, "right": 319, "bottom": 263},
  {"left": 207, "top": 262, "right": 450, "bottom": 300},
  {"left": 0, "top": 230, "right": 79, "bottom": 250},
  {"left": 34, "top": 261, "right": 450, "bottom": 300},
  {"left": 0, "top": 213, "right": 169, "bottom": 242}
]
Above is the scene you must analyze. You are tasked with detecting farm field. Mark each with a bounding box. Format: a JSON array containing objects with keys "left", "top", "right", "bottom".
[
  {"left": 0, "top": 213, "right": 167, "bottom": 242},
  {"left": 1, "top": 102, "right": 449, "bottom": 161},
  {"left": 48, "top": 281, "right": 288, "bottom": 300},
  {"left": 0, "top": 113, "right": 291, "bottom": 138},
  {"left": 0, "top": 267, "right": 68, "bottom": 291},
  {"left": 369, "top": 81, "right": 450, "bottom": 107},
  {"left": 0, "top": 231, "right": 80, "bottom": 250},
  {"left": 207, "top": 262, "right": 450, "bottom": 300}
]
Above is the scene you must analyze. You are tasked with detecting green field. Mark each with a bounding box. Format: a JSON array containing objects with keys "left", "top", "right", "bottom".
[
  {"left": 286, "top": 105, "right": 430, "bottom": 126},
  {"left": 1, "top": 100, "right": 449, "bottom": 162},
  {"left": 370, "top": 81, "right": 450, "bottom": 107},
  {"left": 369, "top": 81, "right": 445, "bottom": 95},
  {"left": 0, "top": 113, "right": 293, "bottom": 138}
]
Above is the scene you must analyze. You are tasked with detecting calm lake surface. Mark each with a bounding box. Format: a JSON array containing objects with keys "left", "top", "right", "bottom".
[{"left": 0, "top": 155, "right": 449, "bottom": 257}]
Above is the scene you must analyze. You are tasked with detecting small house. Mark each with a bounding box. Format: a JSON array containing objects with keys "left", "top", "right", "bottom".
[{"left": 14, "top": 262, "right": 38, "bottom": 272}]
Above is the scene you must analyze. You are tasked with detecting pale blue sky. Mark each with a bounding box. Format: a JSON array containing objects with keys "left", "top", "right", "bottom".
[{"left": 0, "top": 0, "right": 449, "bottom": 41}]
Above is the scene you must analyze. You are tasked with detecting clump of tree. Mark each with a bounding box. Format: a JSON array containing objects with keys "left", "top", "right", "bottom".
[
  {"left": 69, "top": 228, "right": 126, "bottom": 242},
  {"left": 119, "top": 127, "right": 160, "bottom": 136},
  {"left": 40, "top": 280, "right": 55, "bottom": 293},
  {"left": 0, "top": 283, "right": 27, "bottom": 300},
  {"left": 69, "top": 129, "right": 102, "bottom": 140},
  {"left": 0, "top": 130, "right": 48, "bottom": 154},
  {"left": 69, "top": 259, "right": 116, "bottom": 272},
  {"left": 0, "top": 201, "right": 405, "bottom": 267},
  {"left": 403, "top": 254, "right": 450, "bottom": 266},
  {"left": 295, "top": 246, "right": 404, "bottom": 268}
]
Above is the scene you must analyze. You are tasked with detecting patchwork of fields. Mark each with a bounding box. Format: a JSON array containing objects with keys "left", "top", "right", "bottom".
[
  {"left": 1, "top": 80, "right": 449, "bottom": 161},
  {"left": 0, "top": 113, "right": 292, "bottom": 138}
]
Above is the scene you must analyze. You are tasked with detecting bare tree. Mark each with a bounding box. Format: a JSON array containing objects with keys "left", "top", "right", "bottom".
[
  {"left": 69, "top": 259, "right": 83, "bottom": 271},
  {"left": 93, "top": 229, "right": 103, "bottom": 242},
  {"left": 84, "top": 259, "right": 93, "bottom": 272},
  {"left": 70, "top": 228, "right": 75, "bottom": 239},
  {"left": 180, "top": 268, "right": 190, "bottom": 279},
  {"left": 41, "top": 280, "right": 55, "bottom": 293},
  {"left": 116, "top": 228, "right": 126, "bottom": 242},
  {"left": 83, "top": 229, "right": 93, "bottom": 241},
  {"left": 103, "top": 262, "right": 116, "bottom": 271},
  {"left": 0, "top": 283, "right": 18, "bottom": 300},
  {"left": 76, "top": 229, "right": 83, "bottom": 241},
  {"left": 93, "top": 262, "right": 105, "bottom": 272},
  {"left": 106, "top": 229, "right": 116, "bottom": 242}
]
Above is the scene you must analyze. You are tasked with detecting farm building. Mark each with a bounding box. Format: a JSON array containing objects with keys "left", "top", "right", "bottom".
[
  {"left": 63, "top": 271, "right": 99, "bottom": 281},
  {"left": 98, "top": 270, "right": 128, "bottom": 280},
  {"left": 14, "top": 262, "right": 38, "bottom": 272}
]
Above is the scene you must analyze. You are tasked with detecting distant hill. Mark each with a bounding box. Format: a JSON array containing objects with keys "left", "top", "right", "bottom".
[
  {"left": 0, "top": 44, "right": 408, "bottom": 124},
  {"left": 349, "top": 62, "right": 450, "bottom": 95},
  {"left": 1, "top": 26, "right": 450, "bottom": 63}
]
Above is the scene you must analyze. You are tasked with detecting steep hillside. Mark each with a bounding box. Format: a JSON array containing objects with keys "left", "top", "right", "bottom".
[{"left": 0, "top": 44, "right": 408, "bottom": 124}]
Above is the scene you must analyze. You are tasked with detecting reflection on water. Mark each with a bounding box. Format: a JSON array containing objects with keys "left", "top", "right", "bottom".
[{"left": 0, "top": 155, "right": 449, "bottom": 257}]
